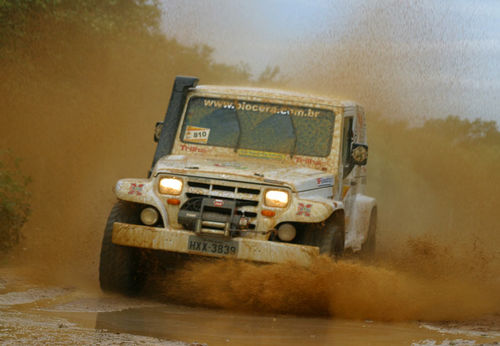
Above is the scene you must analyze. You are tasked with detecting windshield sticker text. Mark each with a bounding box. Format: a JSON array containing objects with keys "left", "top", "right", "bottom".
[{"left": 203, "top": 99, "right": 320, "bottom": 118}]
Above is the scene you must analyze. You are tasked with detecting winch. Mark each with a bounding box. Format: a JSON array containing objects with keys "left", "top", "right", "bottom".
[{"left": 178, "top": 197, "right": 247, "bottom": 236}]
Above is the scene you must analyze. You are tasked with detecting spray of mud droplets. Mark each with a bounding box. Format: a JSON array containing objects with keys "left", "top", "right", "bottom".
[
  {"left": 155, "top": 1, "right": 500, "bottom": 322},
  {"left": 160, "top": 251, "right": 499, "bottom": 321}
]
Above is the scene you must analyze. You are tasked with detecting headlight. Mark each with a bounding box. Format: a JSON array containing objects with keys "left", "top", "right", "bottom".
[
  {"left": 264, "top": 190, "right": 289, "bottom": 208},
  {"left": 158, "top": 177, "right": 183, "bottom": 195}
]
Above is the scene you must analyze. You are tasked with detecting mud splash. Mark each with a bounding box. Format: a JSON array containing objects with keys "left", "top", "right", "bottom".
[{"left": 160, "top": 237, "right": 500, "bottom": 321}]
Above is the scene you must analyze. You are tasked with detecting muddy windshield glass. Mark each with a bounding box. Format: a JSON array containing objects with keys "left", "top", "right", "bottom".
[{"left": 180, "top": 97, "right": 335, "bottom": 157}]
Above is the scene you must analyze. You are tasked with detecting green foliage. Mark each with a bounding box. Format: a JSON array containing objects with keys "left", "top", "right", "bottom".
[
  {"left": 0, "top": 150, "right": 31, "bottom": 251},
  {"left": 0, "top": 0, "right": 161, "bottom": 35},
  {"left": 0, "top": 0, "right": 162, "bottom": 60},
  {"left": 256, "top": 66, "right": 289, "bottom": 87},
  {"left": 0, "top": 0, "right": 282, "bottom": 85}
]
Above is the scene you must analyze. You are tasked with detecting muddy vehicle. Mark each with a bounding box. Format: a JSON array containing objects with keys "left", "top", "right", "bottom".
[{"left": 99, "top": 76, "right": 377, "bottom": 293}]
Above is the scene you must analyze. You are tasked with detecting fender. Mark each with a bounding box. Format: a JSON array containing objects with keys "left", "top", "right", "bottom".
[
  {"left": 114, "top": 178, "right": 169, "bottom": 226},
  {"left": 344, "top": 194, "right": 376, "bottom": 251},
  {"left": 274, "top": 196, "right": 343, "bottom": 225}
]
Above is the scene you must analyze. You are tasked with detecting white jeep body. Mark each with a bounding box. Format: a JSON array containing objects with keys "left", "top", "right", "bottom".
[{"left": 110, "top": 82, "right": 376, "bottom": 266}]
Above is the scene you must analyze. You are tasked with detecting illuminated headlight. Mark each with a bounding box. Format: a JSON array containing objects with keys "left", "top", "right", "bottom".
[
  {"left": 158, "top": 177, "right": 183, "bottom": 195},
  {"left": 264, "top": 190, "right": 289, "bottom": 208}
]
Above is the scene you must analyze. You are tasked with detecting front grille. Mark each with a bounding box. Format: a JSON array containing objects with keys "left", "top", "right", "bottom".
[
  {"left": 184, "top": 178, "right": 262, "bottom": 232},
  {"left": 186, "top": 193, "right": 258, "bottom": 207},
  {"left": 187, "top": 181, "right": 260, "bottom": 195}
]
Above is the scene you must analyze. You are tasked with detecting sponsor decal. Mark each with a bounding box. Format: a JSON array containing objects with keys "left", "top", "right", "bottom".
[
  {"left": 317, "top": 177, "right": 334, "bottom": 187},
  {"left": 180, "top": 144, "right": 208, "bottom": 153},
  {"left": 214, "top": 199, "right": 224, "bottom": 207},
  {"left": 238, "top": 149, "right": 286, "bottom": 160},
  {"left": 294, "top": 156, "right": 324, "bottom": 168},
  {"left": 296, "top": 203, "right": 312, "bottom": 217},
  {"left": 128, "top": 183, "right": 144, "bottom": 196},
  {"left": 184, "top": 126, "right": 210, "bottom": 144}
]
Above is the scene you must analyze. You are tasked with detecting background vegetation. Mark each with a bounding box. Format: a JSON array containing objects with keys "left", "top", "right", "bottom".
[{"left": 0, "top": 150, "right": 31, "bottom": 251}]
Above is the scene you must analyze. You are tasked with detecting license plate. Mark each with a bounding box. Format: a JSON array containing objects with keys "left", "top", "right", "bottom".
[{"left": 187, "top": 235, "right": 239, "bottom": 257}]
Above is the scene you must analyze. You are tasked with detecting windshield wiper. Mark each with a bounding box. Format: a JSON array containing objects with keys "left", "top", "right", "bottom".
[
  {"left": 289, "top": 115, "right": 298, "bottom": 158},
  {"left": 233, "top": 109, "right": 242, "bottom": 152}
]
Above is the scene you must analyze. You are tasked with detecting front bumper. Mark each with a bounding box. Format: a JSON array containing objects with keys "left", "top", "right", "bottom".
[{"left": 112, "top": 222, "right": 319, "bottom": 266}]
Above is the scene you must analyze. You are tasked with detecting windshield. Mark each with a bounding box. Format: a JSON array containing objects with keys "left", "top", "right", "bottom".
[{"left": 180, "top": 97, "right": 335, "bottom": 157}]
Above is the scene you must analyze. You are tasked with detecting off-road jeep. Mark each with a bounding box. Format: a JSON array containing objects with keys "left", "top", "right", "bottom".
[{"left": 99, "top": 76, "right": 377, "bottom": 293}]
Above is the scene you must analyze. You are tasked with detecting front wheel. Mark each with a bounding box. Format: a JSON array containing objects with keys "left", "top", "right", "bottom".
[{"left": 99, "top": 201, "right": 146, "bottom": 295}]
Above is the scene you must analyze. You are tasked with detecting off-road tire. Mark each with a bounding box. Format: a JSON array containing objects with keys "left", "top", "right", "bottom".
[
  {"left": 360, "top": 207, "right": 377, "bottom": 258},
  {"left": 99, "top": 201, "right": 145, "bottom": 295},
  {"left": 304, "top": 212, "right": 345, "bottom": 258}
]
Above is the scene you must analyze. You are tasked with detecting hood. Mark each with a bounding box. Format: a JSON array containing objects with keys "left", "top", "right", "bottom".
[{"left": 154, "top": 155, "right": 334, "bottom": 192}]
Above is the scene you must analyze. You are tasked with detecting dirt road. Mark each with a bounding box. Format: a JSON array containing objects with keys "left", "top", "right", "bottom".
[{"left": 1, "top": 266, "right": 499, "bottom": 346}]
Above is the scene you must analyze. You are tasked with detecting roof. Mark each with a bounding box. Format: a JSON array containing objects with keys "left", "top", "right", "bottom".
[{"left": 192, "top": 85, "right": 359, "bottom": 109}]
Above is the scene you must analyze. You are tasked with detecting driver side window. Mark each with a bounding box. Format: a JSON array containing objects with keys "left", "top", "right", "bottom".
[{"left": 342, "top": 117, "right": 354, "bottom": 177}]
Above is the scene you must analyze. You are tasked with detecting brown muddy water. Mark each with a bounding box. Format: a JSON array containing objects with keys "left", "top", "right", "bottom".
[{"left": 1, "top": 266, "right": 499, "bottom": 345}]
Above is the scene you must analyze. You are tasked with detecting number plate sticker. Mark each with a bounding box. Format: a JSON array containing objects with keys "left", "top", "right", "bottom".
[
  {"left": 184, "top": 126, "right": 210, "bottom": 144},
  {"left": 187, "top": 235, "right": 239, "bottom": 256}
]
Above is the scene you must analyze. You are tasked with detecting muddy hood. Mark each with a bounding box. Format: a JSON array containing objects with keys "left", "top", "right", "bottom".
[{"left": 154, "top": 155, "right": 334, "bottom": 192}]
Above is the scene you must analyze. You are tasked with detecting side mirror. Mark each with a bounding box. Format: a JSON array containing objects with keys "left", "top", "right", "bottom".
[
  {"left": 154, "top": 122, "right": 163, "bottom": 142},
  {"left": 351, "top": 143, "right": 368, "bottom": 166}
]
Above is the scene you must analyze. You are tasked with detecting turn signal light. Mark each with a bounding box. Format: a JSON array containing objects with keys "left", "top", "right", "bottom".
[
  {"left": 261, "top": 209, "right": 276, "bottom": 217},
  {"left": 167, "top": 198, "right": 181, "bottom": 205}
]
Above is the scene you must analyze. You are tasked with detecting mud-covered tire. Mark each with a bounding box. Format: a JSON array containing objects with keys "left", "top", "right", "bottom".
[
  {"left": 99, "top": 201, "right": 145, "bottom": 295},
  {"left": 304, "top": 212, "right": 345, "bottom": 258},
  {"left": 360, "top": 207, "right": 377, "bottom": 258}
]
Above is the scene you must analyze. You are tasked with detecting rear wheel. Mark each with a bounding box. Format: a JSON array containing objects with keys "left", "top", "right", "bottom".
[{"left": 99, "top": 201, "right": 146, "bottom": 295}]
